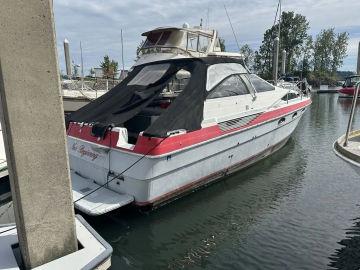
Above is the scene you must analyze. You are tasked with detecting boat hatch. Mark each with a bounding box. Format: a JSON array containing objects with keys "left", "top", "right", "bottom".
[{"left": 72, "top": 171, "right": 134, "bottom": 216}]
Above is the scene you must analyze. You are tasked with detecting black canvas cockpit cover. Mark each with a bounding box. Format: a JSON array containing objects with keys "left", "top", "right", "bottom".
[{"left": 66, "top": 57, "right": 245, "bottom": 138}]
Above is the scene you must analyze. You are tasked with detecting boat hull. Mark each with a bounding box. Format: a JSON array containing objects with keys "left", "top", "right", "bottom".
[
  {"left": 69, "top": 104, "right": 307, "bottom": 209},
  {"left": 142, "top": 135, "right": 291, "bottom": 209},
  {"left": 338, "top": 87, "right": 356, "bottom": 97}
]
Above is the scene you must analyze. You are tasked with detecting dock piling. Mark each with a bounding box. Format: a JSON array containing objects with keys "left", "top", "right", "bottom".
[
  {"left": 281, "top": 49, "right": 286, "bottom": 75},
  {"left": 273, "top": 37, "right": 280, "bottom": 85},
  {"left": 64, "top": 38, "right": 72, "bottom": 78},
  {"left": 0, "top": 0, "right": 78, "bottom": 268}
]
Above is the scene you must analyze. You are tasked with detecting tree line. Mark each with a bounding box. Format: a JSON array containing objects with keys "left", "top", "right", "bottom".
[{"left": 237, "top": 11, "right": 349, "bottom": 86}]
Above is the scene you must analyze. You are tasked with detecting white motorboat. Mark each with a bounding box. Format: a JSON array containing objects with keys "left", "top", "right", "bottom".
[{"left": 66, "top": 25, "right": 312, "bottom": 215}]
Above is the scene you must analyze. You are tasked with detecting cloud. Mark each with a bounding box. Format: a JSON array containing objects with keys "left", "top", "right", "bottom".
[{"left": 53, "top": 0, "right": 360, "bottom": 74}]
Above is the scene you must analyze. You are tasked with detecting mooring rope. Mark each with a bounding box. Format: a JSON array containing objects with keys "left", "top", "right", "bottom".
[{"left": 0, "top": 202, "right": 14, "bottom": 236}]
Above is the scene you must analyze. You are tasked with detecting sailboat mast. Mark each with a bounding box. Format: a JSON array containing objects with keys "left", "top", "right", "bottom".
[
  {"left": 80, "top": 41, "right": 84, "bottom": 90},
  {"left": 121, "top": 29, "right": 125, "bottom": 79}
]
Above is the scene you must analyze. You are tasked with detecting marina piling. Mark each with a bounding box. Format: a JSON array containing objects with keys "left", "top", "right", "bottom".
[
  {"left": 0, "top": 0, "right": 78, "bottom": 268},
  {"left": 64, "top": 38, "right": 72, "bottom": 78},
  {"left": 281, "top": 49, "right": 286, "bottom": 75},
  {"left": 273, "top": 37, "right": 280, "bottom": 84}
]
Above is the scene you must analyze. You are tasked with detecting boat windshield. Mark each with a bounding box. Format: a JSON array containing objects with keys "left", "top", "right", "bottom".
[
  {"left": 206, "top": 63, "right": 247, "bottom": 91},
  {"left": 128, "top": 63, "right": 170, "bottom": 86},
  {"left": 345, "top": 76, "right": 360, "bottom": 87},
  {"left": 143, "top": 31, "right": 172, "bottom": 48}
]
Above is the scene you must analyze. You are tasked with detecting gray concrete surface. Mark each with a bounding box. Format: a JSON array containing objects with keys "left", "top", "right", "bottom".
[
  {"left": 0, "top": 0, "right": 78, "bottom": 268},
  {"left": 335, "top": 131, "right": 360, "bottom": 164}
]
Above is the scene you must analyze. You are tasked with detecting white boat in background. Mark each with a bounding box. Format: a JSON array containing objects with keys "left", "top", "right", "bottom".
[
  {"left": 62, "top": 88, "right": 108, "bottom": 113},
  {"left": 66, "top": 25, "right": 312, "bottom": 215},
  {"left": 61, "top": 80, "right": 109, "bottom": 113}
]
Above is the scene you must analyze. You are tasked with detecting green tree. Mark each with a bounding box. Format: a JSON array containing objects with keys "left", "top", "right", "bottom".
[
  {"left": 254, "top": 11, "right": 309, "bottom": 79},
  {"left": 239, "top": 44, "right": 254, "bottom": 69},
  {"left": 136, "top": 40, "right": 145, "bottom": 59},
  {"left": 254, "top": 28, "right": 274, "bottom": 78},
  {"left": 298, "top": 35, "right": 314, "bottom": 78},
  {"left": 332, "top": 32, "right": 349, "bottom": 73},
  {"left": 313, "top": 29, "right": 334, "bottom": 76},
  {"left": 313, "top": 28, "right": 349, "bottom": 77},
  {"left": 219, "top": 38, "right": 226, "bottom": 52},
  {"left": 100, "top": 55, "right": 118, "bottom": 78}
]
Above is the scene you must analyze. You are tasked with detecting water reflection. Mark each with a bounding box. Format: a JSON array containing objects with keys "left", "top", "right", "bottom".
[
  {"left": 329, "top": 216, "right": 360, "bottom": 270},
  {"left": 87, "top": 137, "right": 307, "bottom": 269},
  {"left": 337, "top": 96, "right": 360, "bottom": 118}
]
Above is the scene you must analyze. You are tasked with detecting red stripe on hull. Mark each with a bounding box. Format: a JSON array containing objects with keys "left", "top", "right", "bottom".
[{"left": 67, "top": 99, "right": 311, "bottom": 156}]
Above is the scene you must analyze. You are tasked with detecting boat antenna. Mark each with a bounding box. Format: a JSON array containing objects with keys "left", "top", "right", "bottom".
[
  {"left": 223, "top": 3, "right": 241, "bottom": 51},
  {"left": 121, "top": 29, "right": 125, "bottom": 80},
  {"left": 267, "top": 0, "right": 282, "bottom": 78},
  {"left": 277, "top": 0, "right": 282, "bottom": 39}
]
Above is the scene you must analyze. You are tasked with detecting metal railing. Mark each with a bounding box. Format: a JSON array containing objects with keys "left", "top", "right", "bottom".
[{"left": 344, "top": 82, "right": 360, "bottom": 147}]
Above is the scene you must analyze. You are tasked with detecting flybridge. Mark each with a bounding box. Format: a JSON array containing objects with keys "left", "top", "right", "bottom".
[{"left": 135, "top": 25, "right": 243, "bottom": 66}]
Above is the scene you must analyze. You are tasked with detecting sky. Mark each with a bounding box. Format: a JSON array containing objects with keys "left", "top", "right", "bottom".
[{"left": 53, "top": 0, "right": 360, "bottom": 75}]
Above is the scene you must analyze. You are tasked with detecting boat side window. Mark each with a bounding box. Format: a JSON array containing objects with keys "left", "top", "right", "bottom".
[
  {"left": 349, "top": 77, "right": 360, "bottom": 87},
  {"left": 128, "top": 63, "right": 170, "bottom": 86},
  {"left": 198, "top": 35, "right": 210, "bottom": 52},
  {"left": 248, "top": 74, "right": 275, "bottom": 92},
  {"left": 207, "top": 74, "right": 249, "bottom": 99},
  {"left": 345, "top": 78, "right": 351, "bottom": 87},
  {"left": 187, "top": 33, "right": 198, "bottom": 51}
]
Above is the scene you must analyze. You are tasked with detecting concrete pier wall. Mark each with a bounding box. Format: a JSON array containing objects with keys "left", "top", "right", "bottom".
[{"left": 0, "top": 0, "right": 78, "bottom": 268}]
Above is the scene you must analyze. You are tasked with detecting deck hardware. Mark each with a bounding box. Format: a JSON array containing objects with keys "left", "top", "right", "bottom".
[
  {"left": 292, "top": 112, "right": 298, "bottom": 118},
  {"left": 167, "top": 155, "right": 172, "bottom": 161},
  {"left": 278, "top": 117, "right": 286, "bottom": 125}
]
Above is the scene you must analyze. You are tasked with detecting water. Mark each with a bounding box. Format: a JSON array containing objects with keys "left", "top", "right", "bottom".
[
  {"left": 2, "top": 94, "right": 360, "bottom": 269},
  {"left": 85, "top": 93, "right": 360, "bottom": 269}
]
